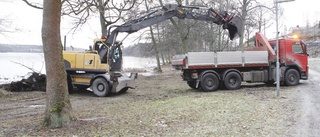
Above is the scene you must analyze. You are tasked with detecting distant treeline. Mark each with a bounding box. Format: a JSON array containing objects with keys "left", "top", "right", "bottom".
[
  {"left": 0, "top": 44, "right": 43, "bottom": 53},
  {"left": 0, "top": 44, "right": 85, "bottom": 53}
]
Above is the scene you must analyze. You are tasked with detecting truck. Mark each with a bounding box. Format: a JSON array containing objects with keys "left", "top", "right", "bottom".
[
  {"left": 62, "top": 4, "right": 243, "bottom": 96},
  {"left": 172, "top": 33, "right": 308, "bottom": 91}
]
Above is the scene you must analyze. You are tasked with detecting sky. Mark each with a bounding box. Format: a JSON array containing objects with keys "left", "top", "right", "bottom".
[
  {"left": 275, "top": 0, "right": 320, "bottom": 33},
  {"left": 0, "top": 0, "right": 319, "bottom": 48}
]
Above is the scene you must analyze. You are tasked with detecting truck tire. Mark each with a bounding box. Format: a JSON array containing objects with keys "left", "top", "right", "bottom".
[
  {"left": 187, "top": 81, "right": 197, "bottom": 89},
  {"left": 285, "top": 69, "right": 300, "bottom": 86},
  {"left": 200, "top": 73, "right": 219, "bottom": 92},
  {"left": 92, "top": 78, "right": 110, "bottom": 97},
  {"left": 224, "top": 72, "right": 241, "bottom": 90}
]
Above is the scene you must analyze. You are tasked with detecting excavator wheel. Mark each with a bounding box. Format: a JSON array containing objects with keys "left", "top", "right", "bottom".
[{"left": 92, "top": 78, "right": 110, "bottom": 97}]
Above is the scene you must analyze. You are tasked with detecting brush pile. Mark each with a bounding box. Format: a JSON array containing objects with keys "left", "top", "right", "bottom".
[{"left": 0, "top": 72, "right": 46, "bottom": 92}]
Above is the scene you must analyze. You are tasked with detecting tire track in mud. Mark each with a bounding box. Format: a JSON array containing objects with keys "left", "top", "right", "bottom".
[{"left": 0, "top": 95, "right": 45, "bottom": 122}]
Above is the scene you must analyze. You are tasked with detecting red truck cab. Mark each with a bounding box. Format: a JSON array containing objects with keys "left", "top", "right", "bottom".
[{"left": 269, "top": 37, "right": 309, "bottom": 80}]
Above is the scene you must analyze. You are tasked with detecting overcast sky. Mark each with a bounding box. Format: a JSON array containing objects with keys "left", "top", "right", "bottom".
[{"left": 0, "top": 0, "right": 319, "bottom": 48}]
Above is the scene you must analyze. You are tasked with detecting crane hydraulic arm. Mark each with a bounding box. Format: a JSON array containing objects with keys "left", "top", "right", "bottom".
[{"left": 105, "top": 4, "right": 243, "bottom": 46}]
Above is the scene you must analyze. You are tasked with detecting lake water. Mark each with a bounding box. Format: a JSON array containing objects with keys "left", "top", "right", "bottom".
[{"left": 0, "top": 53, "right": 157, "bottom": 84}]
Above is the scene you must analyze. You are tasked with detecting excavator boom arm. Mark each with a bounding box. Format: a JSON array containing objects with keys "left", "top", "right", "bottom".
[
  {"left": 105, "top": 4, "right": 243, "bottom": 71},
  {"left": 105, "top": 4, "right": 243, "bottom": 46}
]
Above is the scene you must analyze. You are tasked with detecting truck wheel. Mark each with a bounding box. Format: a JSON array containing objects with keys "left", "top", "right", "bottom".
[
  {"left": 200, "top": 73, "right": 219, "bottom": 92},
  {"left": 285, "top": 69, "right": 300, "bottom": 86},
  {"left": 187, "top": 81, "right": 197, "bottom": 89},
  {"left": 224, "top": 72, "right": 241, "bottom": 90},
  {"left": 92, "top": 78, "right": 110, "bottom": 97}
]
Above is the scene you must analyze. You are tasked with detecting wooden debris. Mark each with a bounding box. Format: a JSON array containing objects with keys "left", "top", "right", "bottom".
[{"left": 0, "top": 73, "right": 46, "bottom": 92}]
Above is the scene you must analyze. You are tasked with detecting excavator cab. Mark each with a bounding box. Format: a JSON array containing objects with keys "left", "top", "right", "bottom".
[{"left": 92, "top": 37, "right": 109, "bottom": 64}]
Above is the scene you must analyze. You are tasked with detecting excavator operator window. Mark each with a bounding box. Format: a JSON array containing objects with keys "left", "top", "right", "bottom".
[
  {"left": 93, "top": 41, "right": 109, "bottom": 64},
  {"left": 94, "top": 42, "right": 102, "bottom": 52}
]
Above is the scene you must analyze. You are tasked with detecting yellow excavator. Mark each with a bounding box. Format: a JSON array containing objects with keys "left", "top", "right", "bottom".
[{"left": 63, "top": 4, "right": 243, "bottom": 97}]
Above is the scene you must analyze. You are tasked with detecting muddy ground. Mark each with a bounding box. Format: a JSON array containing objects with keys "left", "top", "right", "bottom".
[{"left": 0, "top": 60, "right": 320, "bottom": 136}]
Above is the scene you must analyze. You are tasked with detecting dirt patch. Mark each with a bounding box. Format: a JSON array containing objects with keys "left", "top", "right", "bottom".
[{"left": 0, "top": 64, "right": 310, "bottom": 136}]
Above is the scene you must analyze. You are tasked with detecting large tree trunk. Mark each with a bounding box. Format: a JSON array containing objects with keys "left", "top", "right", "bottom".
[
  {"left": 98, "top": 0, "right": 107, "bottom": 36},
  {"left": 145, "top": 0, "right": 162, "bottom": 72},
  {"left": 239, "top": 0, "right": 249, "bottom": 51},
  {"left": 42, "top": 0, "right": 75, "bottom": 128},
  {"left": 149, "top": 27, "right": 162, "bottom": 72}
]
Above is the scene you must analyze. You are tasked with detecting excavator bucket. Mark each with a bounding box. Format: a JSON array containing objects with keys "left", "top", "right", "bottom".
[{"left": 224, "top": 16, "right": 243, "bottom": 40}]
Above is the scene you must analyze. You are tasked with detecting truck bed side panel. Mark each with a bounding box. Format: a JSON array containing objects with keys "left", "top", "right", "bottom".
[{"left": 186, "top": 51, "right": 269, "bottom": 68}]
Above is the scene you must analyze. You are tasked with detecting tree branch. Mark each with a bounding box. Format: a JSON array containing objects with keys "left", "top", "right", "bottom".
[{"left": 22, "top": 0, "right": 43, "bottom": 9}]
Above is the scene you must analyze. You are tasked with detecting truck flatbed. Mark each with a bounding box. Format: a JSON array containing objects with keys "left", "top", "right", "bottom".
[
  {"left": 171, "top": 33, "right": 308, "bottom": 92},
  {"left": 174, "top": 51, "right": 269, "bottom": 69}
]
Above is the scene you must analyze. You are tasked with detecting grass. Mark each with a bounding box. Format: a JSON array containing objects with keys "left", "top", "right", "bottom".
[
  {"left": 0, "top": 65, "right": 301, "bottom": 136},
  {"left": 1, "top": 87, "right": 298, "bottom": 136},
  {"left": 65, "top": 87, "right": 296, "bottom": 136}
]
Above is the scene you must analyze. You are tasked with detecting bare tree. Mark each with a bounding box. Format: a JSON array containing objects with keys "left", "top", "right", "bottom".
[
  {"left": 235, "top": 0, "right": 273, "bottom": 49},
  {"left": 0, "top": 8, "right": 21, "bottom": 37},
  {"left": 42, "top": 0, "right": 76, "bottom": 128},
  {"left": 143, "top": 0, "right": 162, "bottom": 72},
  {"left": 62, "top": 0, "right": 139, "bottom": 36},
  {"left": 0, "top": 17, "right": 14, "bottom": 36},
  {"left": 22, "top": 0, "right": 75, "bottom": 128},
  {"left": 158, "top": 0, "right": 195, "bottom": 53}
]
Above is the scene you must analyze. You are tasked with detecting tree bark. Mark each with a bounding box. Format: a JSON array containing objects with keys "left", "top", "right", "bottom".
[
  {"left": 42, "top": 0, "right": 75, "bottom": 128},
  {"left": 149, "top": 26, "right": 162, "bottom": 72},
  {"left": 98, "top": 0, "right": 107, "bottom": 36},
  {"left": 144, "top": 0, "right": 162, "bottom": 72},
  {"left": 239, "top": 0, "right": 250, "bottom": 51}
]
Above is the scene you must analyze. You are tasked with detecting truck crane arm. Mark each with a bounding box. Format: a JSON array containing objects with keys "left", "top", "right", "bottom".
[{"left": 105, "top": 4, "right": 243, "bottom": 46}]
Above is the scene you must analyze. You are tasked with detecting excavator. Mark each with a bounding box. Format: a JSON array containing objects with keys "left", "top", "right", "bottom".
[{"left": 63, "top": 4, "right": 243, "bottom": 97}]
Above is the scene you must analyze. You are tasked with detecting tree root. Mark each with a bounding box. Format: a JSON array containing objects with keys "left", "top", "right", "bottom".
[{"left": 0, "top": 72, "right": 46, "bottom": 92}]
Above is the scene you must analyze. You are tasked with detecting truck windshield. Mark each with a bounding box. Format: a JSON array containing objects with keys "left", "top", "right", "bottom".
[{"left": 292, "top": 42, "right": 304, "bottom": 54}]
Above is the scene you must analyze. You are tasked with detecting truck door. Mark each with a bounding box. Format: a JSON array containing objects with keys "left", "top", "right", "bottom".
[{"left": 289, "top": 41, "right": 308, "bottom": 76}]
